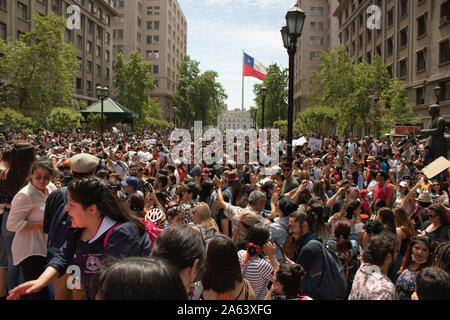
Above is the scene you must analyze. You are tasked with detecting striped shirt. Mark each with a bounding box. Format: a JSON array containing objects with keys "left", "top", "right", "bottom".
[{"left": 238, "top": 250, "right": 274, "bottom": 300}]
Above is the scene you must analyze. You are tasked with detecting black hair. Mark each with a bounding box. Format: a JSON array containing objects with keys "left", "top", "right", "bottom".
[
  {"left": 30, "top": 159, "right": 55, "bottom": 177},
  {"left": 362, "top": 231, "right": 398, "bottom": 267},
  {"left": 156, "top": 174, "right": 168, "bottom": 187},
  {"left": 246, "top": 223, "right": 270, "bottom": 257},
  {"left": 68, "top": 177, "right": 145, "bottom": 233},
  {"left": 151, "top": 225, "right": 206, "bottom": 271},
  {"left": 275, "top": 263, "right": 307, "bottom": 296},
  {"left": 433, "top": 241, "right": 450, "bottom": 273},
  {"left": 99, "top": 256, "right": 187, "bottom": 300},
  {"left": 201, "top": 235, "right": 243, "bottom": 294},
  {"left": 199, "top": 180, "right": 214, "bottom": 203},
  {"left": 378, "top": 207, "right": 396, "bottom": 234},
  {"left": 415, "top": 267, "right": 450, "bottom": 300},
  {"left": 363, "top": 220, "right": 385, "bottom": 235}
]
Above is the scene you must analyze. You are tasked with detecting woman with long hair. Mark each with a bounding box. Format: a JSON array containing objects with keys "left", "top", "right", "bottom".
[
  {"left": 308, "top": 202, "right": 331, "bottom": 242},
  {"left": 420, "top": 203, "right": 449, "bottom": 243},
  {"left": 0, "top": 142, "right": 35, "bottom": 296},
  {"left": 199, "top": 181, "right": 217, "bottom": 220},
  {"left": 7, "top": 176, "right": 151, "bottom": 300},
  {"left": 201, "top": 235, "right": 255, "bottom": 300},
  {"left": 429, "top": 180, "right": 449, "bottom": 205},
  {"left": 191, "top": 202, "right": 219, "bottom": 247},
  {"left": 327, "top": 221, "right": 360, "bottom": 299},
  {"left": 238, "top": 224, "right": 279, "bottom": 300},
  {"left": 395, "top": 236, "right": 435, "bottom": 300},
  {"left": 265, "top": 263, "right": 311, "bottom": 300},
  {"left": 6, "top": 160, "right": 56, "bottom": 299}
]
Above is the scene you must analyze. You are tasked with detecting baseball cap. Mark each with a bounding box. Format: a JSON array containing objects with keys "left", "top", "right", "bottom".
[
  {"left": 69, "top": 153, "right": 99, "bottom": 174},
  {"left": 190, "top": 165, "right": 202, "bottom": 178},
  {"left": 399, "top": 181, "right": 409, "bottom": 188},
  {"left": 181, "top": 181, "right": 200, "bottom": 195},
  {"left": 367, "top": 156, "right": 376, "bottom": 162},
  {"left": 121, "top": 176, "right": 138, "bottom": 188},
  {"left": 227, "top": 171, "right": 239, "bottom": 182},
  {"left": 360, "top": 189, "right": 368, "bottom": 197}
]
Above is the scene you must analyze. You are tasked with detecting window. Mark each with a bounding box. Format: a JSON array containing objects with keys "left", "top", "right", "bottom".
[
  {"left": 76, "top": 78, "right": 82, "bottom": 90},
  {"left": 154, "top": 6, "right": 160, "bottom": 15},
  {"left": 398, "top": 58, "right": 408, "bottom": 78},
  {"left": 400, "top": 0, "right": 408, "bottom": 18},
  {"left": 439, "top": 39, "right": 450, "bottom": 64},
  {"left": 441, "top": 1, "right": 450, "bottom": 25},
  {"left": 439, "top": 80, "right": 450, "bottom": 101},
  {"left": 52, "top": 0, "right": 62, "bottom": 13},
  {"left": 153, "top": 65, "right": 159, "bottom": 74},
  {"left": 146, "top": 50, "right": 152, "bottom": 59},
  {"left": 310, "top": 51, "right": 316, "bottom": 60},
  {"left": 367, "top": 52, "right": 372, "bottom": 64},
  {"left": 17, "top": 2, "right": 27, "bottom": 20},
  {"left": 76, "top": 35, "right": 83, "bottom": 48},
  {"left": 147, "top": 6, "right": 153, "bottom": 14},
  {"left": 416, "top": 49, "right": 427, "bottom": 72},
  {"left": 105, "top": 68, "right": 109, "bottom": 80},
  {"left": 105, "top": 50, "right": 109, "bottom": 61},
  {"left": 87, "top": 80, "right": 92, "bottom": 91},
  {"left": 317, "top": 37, "right": 323, "bottom": 46},
  {"left": 106, "top": 32, "right": 110, "bottom": 44},
  {"left": 146, "top": 35, "right": 152, "bottom": 44},
  {"left": 0, "top": 23, "right": 6, "bottom": 40},
  {"left": 416, "top": 87, "right": 425, "bottom": 105},
  {"left": 0, "top": 0, "right": 6, "bottom": 10},
  {"left": 147, "top": 21, "right": 152, "bottom": 29},
  {"left": 387, "top": 65, "right": 393, "bottom": 78},
  {"left": 317, "top": 22, "right": 323, "bottom": 31},
  {"left": 154, "top": 35, "right": 159, "bottom": 44},
  {"left": 87, "top": 40, "right": 92, "bottom": 53},
  {"left": 376, "top": 45, "right": 381, "bottom": 57},
  {"left": 317, "top": 7, "right": 323, "bottom": 16},
  {"left": 137, "top": 17, "right": 141, "bottom": 27},
  {"left": 399, "top": 28, "right": 408, "bottom": 47},
  {"left": 97, "top": 27, "right": 102, "bottom": 39},
  {"left": 417, "top": 14, "right": 427, "bottom": 37},
  {"left": 96, "top": 64, "right": 101, "bottom": 77},
  {"left": 96, "top": 45, "right": 101, "bottom": 57},
  {"left": 310, "top": 37, "right": 315, "bottom": 45},
  {"left": 387, "top": 37, "right": 394, "bottom": 55},
  {"left": 387, "top": 9, "right": 394, "bottom": 27},
  {"left": 310, "top": 22, "right": 316, "bottom": 30},
  {"left": 88, "top": 20, "right": 93, "bottom": 33},
  {"left": 154, "top": 21, "right": 159, "bottom": 29},
  {"left": 310, "top": 7, "right": 316, "bottom": 16},
  {"left": 87, "top": 61, "right": 92, "bottom": 73},
  {"left": 117, "top": 29, "right": 123, "bottom": 39}
]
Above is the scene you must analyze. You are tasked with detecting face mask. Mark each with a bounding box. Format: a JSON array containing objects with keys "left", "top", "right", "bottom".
[{"left": 411, "top": 254, "right": 427, "bottom": 265}]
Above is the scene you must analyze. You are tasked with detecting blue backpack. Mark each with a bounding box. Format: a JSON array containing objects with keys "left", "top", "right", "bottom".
[{"left": 47, "top": 187, "right": 72, "bottom": 252}]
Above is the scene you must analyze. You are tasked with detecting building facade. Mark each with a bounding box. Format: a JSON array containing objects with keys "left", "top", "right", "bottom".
[
  {"left": 0, "top": 0, "right": 119, "bottom": 105},
  {"left": 333, "top": 0, "right": 450, "bottom": 125},
  {"left": 111, "top": 0, "right": 187, "bottom": 123},
  {"left": 293, "top": 0, "right": 340, "bottom": 118},
  {"left": 217, "top": 107, "right": 253, "bottom": 131}
]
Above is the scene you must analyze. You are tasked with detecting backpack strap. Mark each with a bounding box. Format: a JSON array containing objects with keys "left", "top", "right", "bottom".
[
  {"left": 103, "top": 222, "right": 122, "bottom": 249},
  {"left": 60, "top": 186, "right": 68, "bottom": 207}
]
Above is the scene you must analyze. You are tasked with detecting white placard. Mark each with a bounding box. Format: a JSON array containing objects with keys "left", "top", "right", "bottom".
[{"left": 307, "top": 138, "right": 322, "bottom": 151}]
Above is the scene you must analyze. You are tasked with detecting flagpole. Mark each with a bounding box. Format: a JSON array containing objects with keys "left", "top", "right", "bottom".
[{"left": 242, "top": 50, "right": 244, "bottom": 111}]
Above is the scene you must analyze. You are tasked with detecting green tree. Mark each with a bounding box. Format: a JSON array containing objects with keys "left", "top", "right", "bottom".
[
  {"left": 253, "top": 64, "right": 288, "bottom": 128},
  {"left": 173, "top": 55, "right": 227, "bottom": 127},
  {"left": 0, "top": 12, "right": 79, "bottom": 115},
  {"left": 306, "top": 45, "right": 414, "bottom": 136},
  {"left": 48, "top": 107, "right": 84, "bottom": 132},
  {"left": 0, "top": 107, "right": 35, "bottom": 133},
  {"left": 294, "top": 106, "right": 339, "bottom": 136},
  {"left": 273, "top": 120, "right": 288, "bottom": 134},
  {"left": 113, "top": 51, "right": 157, "bottom": 119}
]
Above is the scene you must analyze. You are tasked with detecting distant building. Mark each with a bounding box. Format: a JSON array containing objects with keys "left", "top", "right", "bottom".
[
  {"left": 111, "top": 0, "right": 187, "bottom": 123},
  {"left": 217, "top": 108, "right": 253, "bottom": 131},
  {"left": 0, "top": 0, "right": 119, "bottom": 105}
]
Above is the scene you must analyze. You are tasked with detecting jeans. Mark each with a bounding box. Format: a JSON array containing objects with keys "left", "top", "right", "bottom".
[{"left": 1, "top": 209, "right": 24, "bottom": 291}]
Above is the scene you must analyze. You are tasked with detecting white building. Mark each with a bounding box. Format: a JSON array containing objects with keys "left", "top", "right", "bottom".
[{"left": 217, "top": 108, "right": 253, "bottom": 131}]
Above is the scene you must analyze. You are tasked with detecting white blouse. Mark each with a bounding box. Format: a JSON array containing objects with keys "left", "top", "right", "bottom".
[{"left": 7, "top": 181, "right": 56, "bottom": 265}]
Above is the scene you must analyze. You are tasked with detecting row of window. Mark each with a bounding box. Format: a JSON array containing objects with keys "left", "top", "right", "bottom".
[
  {"left": 76, "top": 60, "right": 109, "bottom": 79},
  {"left": 416, "top": 80, "right": 450, "bottom": 105}
]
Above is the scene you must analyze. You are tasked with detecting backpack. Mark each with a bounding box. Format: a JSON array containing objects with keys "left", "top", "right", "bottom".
[
  {"left": 275, "top": 221, "right": 298, "bottom": 260},
  {"left": 103, "top": 218, "right": 162, "bottom": 249},
  {"left": 47, "top": 187, "right": 72, "bottom": 251},
  {"left": 193, "top": 224, "right": 219, "bottom": 249},
  {"left": 305, "top": 239, "right": 348, "bottom": 300}
]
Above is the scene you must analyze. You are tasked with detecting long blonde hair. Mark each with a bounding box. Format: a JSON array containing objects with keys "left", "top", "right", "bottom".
[{"left": 194, "top": 202, "right": 219, "bottom": 230}]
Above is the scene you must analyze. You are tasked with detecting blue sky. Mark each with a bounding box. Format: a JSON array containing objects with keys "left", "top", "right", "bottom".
[{"left": 178, "top": 0, "right": 295, "bottom": 111}]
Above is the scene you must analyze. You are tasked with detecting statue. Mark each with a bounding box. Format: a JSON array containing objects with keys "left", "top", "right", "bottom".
[{"left": 420, "top": 104, "right": 448, "bottom": 162}]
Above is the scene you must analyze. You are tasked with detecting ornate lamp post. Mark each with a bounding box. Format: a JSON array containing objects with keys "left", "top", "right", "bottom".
[
  {"left": 251, "top": 108, "right": 257, "bottom": 129},
  {"left": 434, "top": 86, "right": 441, "bottom": 105},
  {"left": 96, "top": 86, "right": 109, "bottom": 142},
  {"left": 260, "top": 86, "right": 267, "bottom": 130},
  {"left": 281, "top": 6, "right": 306, "bottom": 164}
]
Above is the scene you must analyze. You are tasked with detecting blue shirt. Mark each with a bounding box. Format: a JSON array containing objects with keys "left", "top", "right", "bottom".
[{"left": 269, "top": 216, "right": 290, "bottom": 262}]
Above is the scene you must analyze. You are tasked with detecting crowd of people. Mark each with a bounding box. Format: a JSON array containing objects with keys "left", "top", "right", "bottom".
[{"left": 0, "top": 129, "right": 449, "bottom": 301}]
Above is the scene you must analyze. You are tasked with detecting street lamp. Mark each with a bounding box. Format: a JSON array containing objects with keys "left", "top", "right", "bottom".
[
  {"left": 434, "top": 86, "right": 441, "bottom": 105},
  {"left": 251, "top": 108, "right": 257, "bottom": 129},
  {"left": 96, "top": 86, "right": 109, "bottom": 142},
  {"left": 281, "top": 6, "right": 306, "bottom": 164},
  {"left": 260, "top": 86, "right": 267, "bottom": 129}
]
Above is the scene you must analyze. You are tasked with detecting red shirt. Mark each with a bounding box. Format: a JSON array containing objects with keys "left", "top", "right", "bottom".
[{"left": 373, "top": 182, "right": 393, "bottom": 203}]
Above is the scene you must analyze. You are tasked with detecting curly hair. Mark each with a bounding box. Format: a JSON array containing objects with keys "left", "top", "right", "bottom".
[
  {"left": 433, "top": 241, "right": 450, "bottom": 273},
  {"left": 363, "top": 231, "right": 398, "bottom": 266}
]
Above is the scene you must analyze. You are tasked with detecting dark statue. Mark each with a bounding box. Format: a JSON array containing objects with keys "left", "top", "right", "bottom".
[{"left": 420, "top": 104, "right": 448, "bottom": 161}]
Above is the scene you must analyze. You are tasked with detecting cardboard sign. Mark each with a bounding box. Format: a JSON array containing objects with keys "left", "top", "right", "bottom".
[
  {"left": 422, "top": 156, "right": 450, "bottom": 179},
  {"left": 293, "top": 136, "right": 307, "bottom": 147},
  {"left": 144, "top": 139, "right": 156, "bottom": 145},
  {"left": 307, "top": 138, "right": 322, "bottom": 151}
]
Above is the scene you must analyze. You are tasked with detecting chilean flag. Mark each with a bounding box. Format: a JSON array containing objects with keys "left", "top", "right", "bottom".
[{"left": 243, "top": 52, "right": 267, "bottom": 81}]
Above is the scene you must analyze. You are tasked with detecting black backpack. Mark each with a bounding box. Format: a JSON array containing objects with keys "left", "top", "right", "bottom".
[
  {"left": 47, "top": 187, "right": 72, "bottom": 251},
  {"left": 305, "top": 240, "right": 348, "bottom": 300}
]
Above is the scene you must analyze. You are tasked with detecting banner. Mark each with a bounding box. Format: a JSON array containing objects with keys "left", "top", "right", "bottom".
[{"left": 307, "top": 138, "right": 322, "bottom": 151}]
